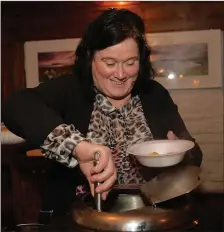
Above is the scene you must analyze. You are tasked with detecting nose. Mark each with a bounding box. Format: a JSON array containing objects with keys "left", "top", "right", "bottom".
[{"left": 115, "top": 64, "right": 126, "bottom": 80}]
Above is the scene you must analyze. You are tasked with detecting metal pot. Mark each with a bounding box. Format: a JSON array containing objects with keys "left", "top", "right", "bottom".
[{"left": 72, "top": 188, "right": 199, "bottom": 231}]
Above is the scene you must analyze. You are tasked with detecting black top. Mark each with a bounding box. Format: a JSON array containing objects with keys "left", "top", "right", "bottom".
[
  {"left": 2, "top": 74, "right": 202, "bottom": 166},
  {"left": 2, "top": 74, "right": 203, "bottom": 213}
]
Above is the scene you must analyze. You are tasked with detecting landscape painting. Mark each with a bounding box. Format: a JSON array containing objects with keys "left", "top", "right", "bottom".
[
  {"left": 151, "top": 43, "right": 208, "bottom": 79},
  {"left": 24, "top": 38, "right": 80, "bottom": 88},
  {"left": 147, "top": 29, "right": 223, "bottom": 89},
  {"left": 38, "top": 51, "right": 75, "bottom": 83},
  {"left": 24, "top": 31, "right": 223, "bottom": 89}
]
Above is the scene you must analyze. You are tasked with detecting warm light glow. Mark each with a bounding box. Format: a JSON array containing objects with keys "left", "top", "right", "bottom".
[
  {"left": 168, "top": 72, "right": 176, "bottom": 79},
  {"left": 106, "top": 215, "right": 117, "bottom": 221},
  {"left": 193, "top": 79, "right": 200, "bottom": 86},
  {"left": 160, "top": 218, "right": 168, "bottom": 223},
  {"left": 158, "top": 68, "right": 164, "bottom": 73},
  {"left": 118, "top": 1, "right": 126, "bottom": 5},
  {"left": 179, "top": 74, "right": 184, "bottom": 78},
  {"left": 193, "top": 220, "right": 199, "bottom": 225},
  {"left": 100, "top": 1, "right": 138, "bottom": 7}
]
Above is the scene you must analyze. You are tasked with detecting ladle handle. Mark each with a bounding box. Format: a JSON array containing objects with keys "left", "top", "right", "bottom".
[{"left": 93, "top": 151, "right": 102, "bottom": 212}]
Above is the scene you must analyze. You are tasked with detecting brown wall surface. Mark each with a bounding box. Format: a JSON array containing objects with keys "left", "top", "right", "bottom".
[{"left": 2, "top": 1, "right": 224, "bottom": 101}]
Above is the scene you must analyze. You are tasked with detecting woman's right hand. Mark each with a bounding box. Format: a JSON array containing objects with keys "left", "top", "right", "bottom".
[{"left": 73, "top": 141, "right": 117, "bottom": 200}]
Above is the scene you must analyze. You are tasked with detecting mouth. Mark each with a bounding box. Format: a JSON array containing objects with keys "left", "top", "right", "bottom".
[{"left": 110, "top": 79, "right": 126, "bottom": 85}]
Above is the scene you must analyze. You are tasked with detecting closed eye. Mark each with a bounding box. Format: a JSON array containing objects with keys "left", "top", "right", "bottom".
[
  {"left": 126, "top": 62, "right": 135, "bottom": 66},
  {"left": 102, "top": 59, "right": 116, "bottom": 67},
  {"left": 125, "top": 59, "right": 138, "bottom": 66},
  {"left": 105, "top": 62, "right": 116, "bottom": 67}
]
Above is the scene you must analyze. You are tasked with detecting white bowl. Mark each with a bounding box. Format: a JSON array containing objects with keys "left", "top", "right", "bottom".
[
  {"left": 1, "top": 125, "right": 25, "bottom": 145},
  {"left": 127, "top": 140, "right": 195, "bottom": 167}
]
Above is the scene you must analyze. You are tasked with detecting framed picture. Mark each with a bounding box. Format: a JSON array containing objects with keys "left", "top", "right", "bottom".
[
  {"left": 146, "top": 29, "right": 223, "bottom": 89},
  {"left": 24, "top": 30, "right": 223, "bottom": 90},
  {"left": 24, "top": 38, "right": 80, "bottom": 88}
]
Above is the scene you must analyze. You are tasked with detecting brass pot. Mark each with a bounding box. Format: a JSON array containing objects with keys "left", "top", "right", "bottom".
[{"left": 72, "top": 188, "right": 199, "bottom": 231}]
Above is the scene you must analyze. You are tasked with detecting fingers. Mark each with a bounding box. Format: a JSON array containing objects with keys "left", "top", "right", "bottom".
[
  {"left": 167, "top": 130, "right": 178, "bottom": 140},
  {"left": 91, "top": 154, "right": 116, "bottom": 195},
  {"left": 95, "top": 172, "right": 117, "bottom": 193},
  {"left": 91, "top": 148, "right": 111, "bottom": 174},
  {"left": 80, "top": 144, "right": 117, "bottom": 201},
  {"left": 91, "top": 158, "right": 117, "bottom": 193},
  {"left": 89, "top": 187, "right": 110, "bottom": 200},
  {"left": 89, "top": 181, "right": 95, "bottom": 197},
  {"left": 91, "top": 158, "right": 115, "bottom": 182},
  {"left": 102, "top": 191, "right": 109, "bottom": 200},
  {"left": 89, "top": 178, "right": 114, "bottom": 200}
]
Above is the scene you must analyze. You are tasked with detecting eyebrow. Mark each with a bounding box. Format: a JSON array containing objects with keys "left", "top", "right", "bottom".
[{"left": 101, "top": 56, "right": 139, "bottom": 62}]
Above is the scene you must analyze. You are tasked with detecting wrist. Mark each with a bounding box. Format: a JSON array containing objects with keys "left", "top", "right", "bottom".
[{"left": 73, "top": 140, "right": 91, "bottom": 160}]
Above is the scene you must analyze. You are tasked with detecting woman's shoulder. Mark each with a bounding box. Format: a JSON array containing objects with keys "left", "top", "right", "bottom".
[
  {"left": 149, "top": 79, "right": 167, "bottom": 92},
  {"left": 140, "top": 80, "right": 174, "bottom": 111},
  {"left": 39, "top": 73, "right": 83, "bottom": 93},
  {"left": 48, "top": 74, "right": 79, "bottom": 86},
  {"left": 146, "top": 79, "right": 169, "bottom": 98}
]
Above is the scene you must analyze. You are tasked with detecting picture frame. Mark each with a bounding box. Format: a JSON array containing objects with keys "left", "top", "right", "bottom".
[
  {"left": 24, "top": 30, "right": 223, "bottom": 89},
  {"left": 24, "top": 38, "right": 80, "bottom": 88},
  {"left": 146, "top": 29, "right": 223, "bottom": 89}
]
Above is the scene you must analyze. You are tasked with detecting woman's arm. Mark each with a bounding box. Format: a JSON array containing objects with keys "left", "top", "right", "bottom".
[
  {"left": 2, "top": 74, "right": 117, "bottom": 195},
  {"left": 2, "top": 75, "right": 86, "bottom": 167}
]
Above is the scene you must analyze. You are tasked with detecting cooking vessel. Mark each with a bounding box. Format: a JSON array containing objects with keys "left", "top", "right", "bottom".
[
  {"left": 95, "top": 165, "right": 201, "bottom": 209},
  {"left": 73, "top": 166, "right": 201, "bottom": 231},
  {"left": 73, "top": 188, "right": 199, "bottom": 231}
]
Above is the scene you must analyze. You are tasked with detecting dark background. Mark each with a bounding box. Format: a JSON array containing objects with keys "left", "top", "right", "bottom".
[{"left": 2, "top": 1, "right": 224, "bottom": 101}]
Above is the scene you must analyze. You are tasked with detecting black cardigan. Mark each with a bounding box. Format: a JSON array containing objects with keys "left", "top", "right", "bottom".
[
  {"left": 2, "top": 74, "right": 203, "bottom": 213},
  {"left": 2, "top": 74, "right": 202, "bottom": 166}
]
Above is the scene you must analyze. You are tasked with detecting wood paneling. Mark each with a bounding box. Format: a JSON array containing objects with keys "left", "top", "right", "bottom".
[{"left": 2, "top": 1, "right": 224, "bottom": 100}]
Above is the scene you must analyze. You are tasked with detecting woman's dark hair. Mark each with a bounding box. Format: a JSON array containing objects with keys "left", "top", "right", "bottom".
[{"left": 73, "top": 8, "right": 154, "bottom": 99}]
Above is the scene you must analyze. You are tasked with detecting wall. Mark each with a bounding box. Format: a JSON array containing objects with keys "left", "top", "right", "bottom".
[
  {"left": 2, "top": 1, "right": 224, "bottom": 192},
  {"left": 2, "top": 1, "right": 224, "bottom": 100},
  {"left": 170, "top": 89, "right": 223, "bottom": 192}
]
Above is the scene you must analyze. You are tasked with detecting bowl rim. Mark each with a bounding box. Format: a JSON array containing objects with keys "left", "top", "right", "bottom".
[{"left": 127, "top": 139, "right": 195, "bottom": 157}]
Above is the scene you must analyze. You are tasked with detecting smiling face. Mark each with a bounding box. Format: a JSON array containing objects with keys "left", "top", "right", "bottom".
[{"left": 92, "top": 38, "right": 140, "bottom": 106}]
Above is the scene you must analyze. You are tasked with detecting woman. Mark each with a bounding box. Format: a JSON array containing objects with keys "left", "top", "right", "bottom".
[{"left": 2, "top": 8, "right": 202, "bottom": 217}]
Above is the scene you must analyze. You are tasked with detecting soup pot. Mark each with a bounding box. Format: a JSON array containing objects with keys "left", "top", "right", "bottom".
[{"left": 72, "top": 187, "right": 199, "bottom": 231}]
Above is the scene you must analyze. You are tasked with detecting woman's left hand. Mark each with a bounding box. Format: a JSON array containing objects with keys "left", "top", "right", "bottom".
[{"left": 167, "top": 131, "right": 178, "bottom": 140}]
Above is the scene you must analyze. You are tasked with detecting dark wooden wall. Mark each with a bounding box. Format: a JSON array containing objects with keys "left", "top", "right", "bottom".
[{"left": 2, "top": 1, "right": 224, "bottom": 101}]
